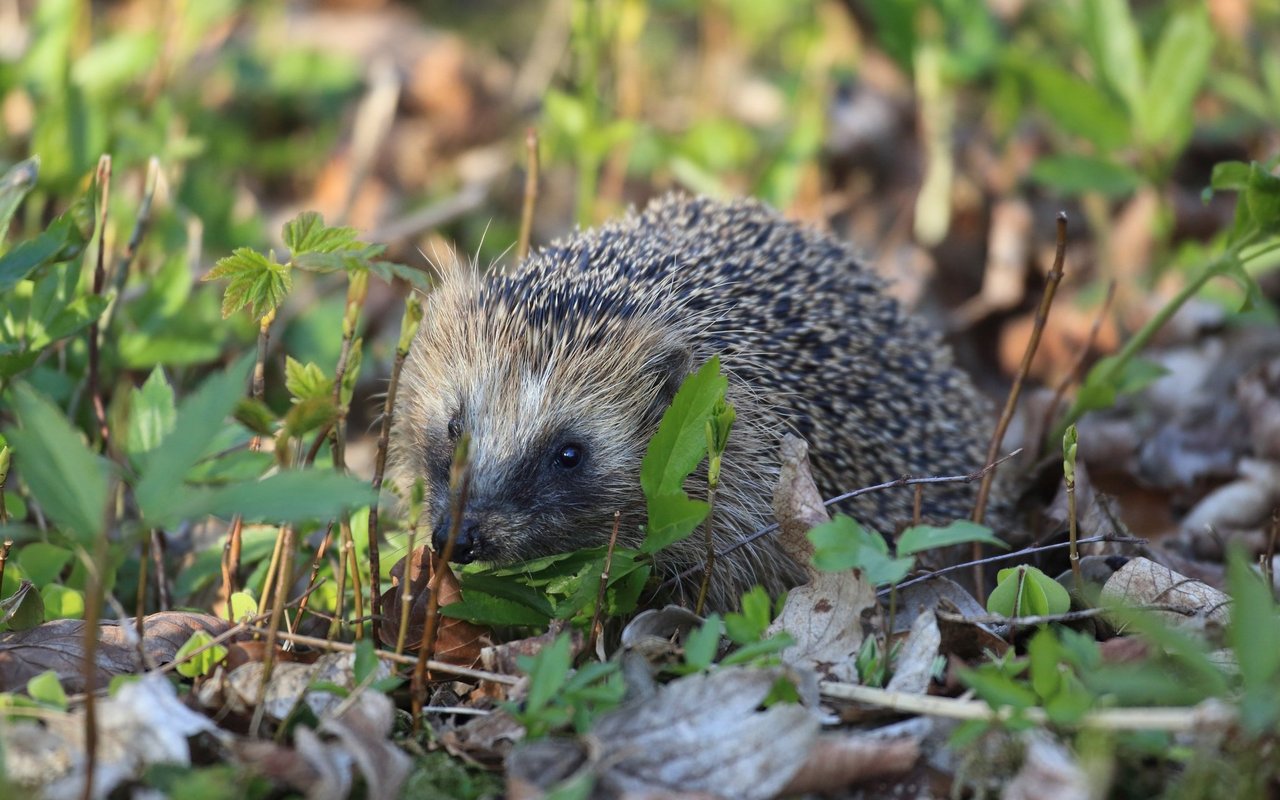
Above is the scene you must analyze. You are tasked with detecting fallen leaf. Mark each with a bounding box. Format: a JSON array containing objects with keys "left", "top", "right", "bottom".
[
  {"left": 0, "top": 612, "right": 233, "bottom": 692},
  {"left": 1003, "top": 732, "right": 1090, "bottom": 800},
  {"left": 779, "top": 732, "right": 920, "bottom": 795},
  {"left": 767, "top": 435, "right": 879, "bottom": 683},
  {"left": 885, "top": 609, "right": 941, "bottom": 695},
  {"left": 506, "top": 666, "right": 820, "bottom": 800},
  {"left": 1100, "top": 556, "right": 1230, "bottom": 633},
  {"left": 380, "top": 544, "right": 491, "bottom": 672}
]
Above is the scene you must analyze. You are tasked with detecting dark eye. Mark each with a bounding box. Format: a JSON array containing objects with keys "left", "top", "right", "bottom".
[
  {"left": 447, "top": 414, "right": 462, "bottom": 440},
  {"left": 555, "top": 443, "right": 584, "bottom": 470}
]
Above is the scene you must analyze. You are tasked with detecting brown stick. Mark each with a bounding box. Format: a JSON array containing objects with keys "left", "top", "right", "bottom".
[
  {"left": 296, "top": 522, "right": 336, "bottom": 628},
  {"left": 586, "top": 511, "right": 622, "bottom": 657},
  {"left": 135, "top": 532, "right": 150, "bottom": 639},
  {"left": 86, "top": 156, "right": 112, "bottom": 447},
  {"left": 412, "top": 436, "right": 471, "bottom": 728},
  {"left": 150, "top": 529, "right": 170, "bottom": 610},
  {"left": 516, "top": 127, "right": 540, "bottom": 263},
  {"left": 80, "top": 497, "right": 112, "bottom": 800},
  {"left": 251, "top": 523, "right": 296, "bottom": 737},
  {"left": 969, "top": 212, "right": 1068, "bottom": 601}
]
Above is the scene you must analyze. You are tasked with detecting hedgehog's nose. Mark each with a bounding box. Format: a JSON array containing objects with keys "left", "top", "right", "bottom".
[{"left": 434, "top": 517, "right": 481, "bottom": 563}]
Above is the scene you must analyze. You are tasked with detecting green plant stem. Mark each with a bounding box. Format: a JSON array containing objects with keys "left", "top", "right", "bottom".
[
  {"left": 342, "top": 518, "right": 363, "bottom": 640},
  {"left": 367, "top": 348, "right": 407, "bottom": 645},
  {"left": 1056, "top": 236, "right": 1257, "bottom": 439},
  {"left": 86, "top": 155, "right": 111, "bottom": 448},
  {"left": 695, "top": 483, "right": 718, "bottom": 616},
  {"left": 328, "top": 536, "right": 350, "bottom": 642},
  {"left": 587, "top": 511, "right": 623, "bottom": 657},
  {"left": 1067, "top": 474, "right": 1081, "bottom": 594},
  {"left": 0, "top": 540, "right": 11, "bottom": 591},
  {"left": 394, "top": 517, "right": 420, "bottom": 657}
]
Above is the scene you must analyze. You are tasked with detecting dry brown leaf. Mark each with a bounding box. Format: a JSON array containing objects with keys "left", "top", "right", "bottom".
[
  {"left": 0, "top": 611, "right": 233, "bottom": 692},
  {"left": 506, "top": 666, "right": 819, "bottom": 800},
  {"left": 779, "top": 732, "right": 920, "bottom": 795},
  {"left": 200, "top": 651, "right": 393, "bottom": 721},
  {"left": 1100, "top": 557, "right": 1230, "bottom": 633},
  {"left": 767, "top": 435, "right": 879, "bottom": 683},
  {"left": 441, "top": 707, "right": 526, "bottom": 769},
  {"left": 379, "top": 544, "right": 491, "bottom": 670}
]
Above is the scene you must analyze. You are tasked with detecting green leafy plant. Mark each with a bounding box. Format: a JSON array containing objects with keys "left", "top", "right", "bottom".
[
  {"left": 987, "top": 565, "right": 1071, "bottom": 618},
  {"left": 809, "top": 516, "right": 1005, "bottom": 586},
  {"left": 506, "top": 633, "right": 624, "bottom": 739}
]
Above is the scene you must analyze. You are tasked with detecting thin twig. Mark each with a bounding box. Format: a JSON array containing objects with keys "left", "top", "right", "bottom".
[
  {"left": 819, "top": 681, "right": 1234, "bottom": 733},
  {"left": 101, "top": 157, "right": 161, "bottom": 334},
  {"left": 150, "top": 529, "right": 170, "bottom": 610},
  {"left": 86, "top": 155, "right": 112, "bottom": 447},
  {"left": 516, "top": 127, "right": 540, "bottom": 262},
  {"left": 660, "top": 449, "right": 1022, "bottom": 593},
  {"left": 135, "top": 533, "right": 150, "bottom": 640},
  {"left": 878, "top": 534, "right": 1145, "bottom": 597},
  {"left": 395, "top": 510, "right": 423, "bottom": 657},
  {"left": 0, "top": 540, "right": 10, "bottom": 590},
  {"left": 1266, "top": 508, "right": 1278, "bottom": 589},
  {"left": 413, "top": 436, "right": 472, "bottom": 728},
  {"left": 587, "top": 512, "right": 622, "bottom": 657},
  {"left": 79, "top": 498, "right": 112, "bottom": 800},
  {"left": 369, "top": 297, "right": 422, "bottom": 643},
  {"left": 251, "top": 523, "right": 296, "bottom": 737},
  {"left": 328, "top": 537, "right": 351, "bottom": 641},
  {"left": 342, "top": 518, "right": 364, "bottom": 640},
  {"left": 935, "top": 603, "right": 1197, "bottom": 628},
  {"left": 241, "top": 624, "right": 519, "bottom": 685},
  {"left": 970, "top": 212, "right": 1068, "bottom": 600},
  {"left": 296, "top": 522, "right": 336, "bottom": 627}
]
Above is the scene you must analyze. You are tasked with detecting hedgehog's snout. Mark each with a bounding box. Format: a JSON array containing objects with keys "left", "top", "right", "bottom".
[{"left": 433, "top": 516, "right": 482, "bottom": 563}]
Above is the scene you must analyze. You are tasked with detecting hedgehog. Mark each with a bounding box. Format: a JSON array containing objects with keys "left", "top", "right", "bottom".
[{"left": 391, "top": 195, "right": 1001, "bottom": 610}]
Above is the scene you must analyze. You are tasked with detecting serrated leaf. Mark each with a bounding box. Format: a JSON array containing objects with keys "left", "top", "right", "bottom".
[
  {"left": 1138, "top": 7, "right": 1213, "bottom": 148},
  {"left": 640, "top": 356, "right": 726, "bottom": 498},
  {"left": 4, "top": 384, "right": 108, "bottom": 545},
  {"left": 282, "top": 211, "right": 359, "bottom": 255},
  {"left": 896, "top": 520, "right": 1007, "bottom": 556},
  {"left": 135, "top": 357, "right": 252, "bottom": 526},
  {"left": 127, "top": 367, "right": 176, "bottom": 457},
  {"left": 203, "top": 247, "right": 291, "bottom": 320},
  {"left": 284, "top": 356, "right": 333, "bottom": 402}
]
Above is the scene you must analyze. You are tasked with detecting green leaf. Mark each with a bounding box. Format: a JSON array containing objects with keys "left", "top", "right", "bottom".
[
  {"left": 284, "top": 357, "right": 333, "bottom": 402},
  {"left": 175, "top": 631, "right": 228, "bottom": 679},
  {"left": 988, "top": 565, "right": 1071, "bottom": 617},
  {"left": 203, "top": 247, "right": 291, "bottom": 320},
  {"left": 960, "top": 664, "right": 1037, "bottom": 710},
  {"left": 1017, "top": 60, "right": 1131, "bottom": 151},
  {"left": 519, "top": 633, "right": 572, "bottom": 714},
  {"left": 1081, "top": 0, "right": 1145, "bottom": 113},
  {"left": 281, "top": 396, "right": 338, "bottom": 438},
  {"left": 126, "top": 367, "right": 177, "bottom": 457},
  {"left": 0, "top": 156, "right": 39, "bottom": 241},
  {"left": 40, "top": 584, "right": 83, "bottom": 618},
  {"left": 0, "top": 215, "right": 77, "bottom": 293},
  {"left": 458, "top": 573, "right": 556, "bottom": 619},
  {"left": 282, "top": 211, "right": 359, "bottom": 255},
  {"left": 640, "top": 356, "right": 727, "bottom": 498},
  {"left": 1029, "top": 155, "right": 1142, "bottom": 197},
  {"left": 641, "top": 492, "right": 708, "bottom": 554},
  {"left": 369, "top": 260, "right": 433, "bottom": 291},
  {"left": 353, "top": 639, "right": 378, "bottom": 684},
  {"left": 1210, "top": 160, "right": 1251, "bottom": 192},
  {"left": 1226, "top": 547, "right": 1280, "bottom": 733},
  {"left": 1245, "top": 162, "right": 1280, "bottom": 236},
  {"left": 1137, "top": 7, "right": 1214, "bottom": 148},
  {"left": 725, "top": 585, "right": 773, "bottom": 645},
  {"left": 1027, "top": 628, "right": 1063, "bottom": 700},
  {"left": 809, "top": 515, "right": 914, "bottom": 585},
  {"left": 4, "top": 384, "right": 108, "bottom": 545},
  {"left": 1075, "top": 355, "right": 1168, "bottom": 415},
  {"left": 896, "top": 520, "right": 1007, "bottom": 557},
  {"left": 684, "top": 614, "right": 722, "bottom": 670},
  {"left": 26, "top": 670, "right": 67, "bottom": 709},
  {"left": 0, "top": 580, "right": 45, "bottom": 630},
  {"left": 442, "top": 591, "right": 552, "bottom": 627},
  {"left": 229, "top": 591, "right": 257, "bottom": 623},
  {"left": 16, "top": 542, "right": 72, "bottom": 586},
  {"left": 135, "top": 358, "right": 252, "bottom": 526},
  {"left": 183, "top": 470, "right": 376, "bottom": 524}
]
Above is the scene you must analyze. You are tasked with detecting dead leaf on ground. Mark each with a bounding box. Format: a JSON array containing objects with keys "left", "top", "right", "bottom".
[
  {"left": 238, "top": 690, "right": 410, "bottom": 800},
  {"left": 779, "top": 732, "right": 920, "bottom": 795},
  {"left": 441, "top": 707, "right": 526, "bottom": 769},
  {"left": 767, "top": 435, "right": 879, "bottom": 684},
  {"left": 198, "top": 651, "right": 394, "bottom": 721},
  {"left": 885, "top": 609, "right": 941, "bottom": 695},
  {"left": 506, "top": 666, "right": 819, "bottom": 800},
  {"left": 1100, "top": 556, "right": 1230, "bottom": 634},
  {"left": 0, "top": 611, "right": 233, "bottom": 692},
  {"left": 379, "top": 544, "right": 491, "bottom": 671},
  {"left": 2, "top": 672, "right": 227, "bottom": 799},
  {"left": 1002, "top": 733, "right": 1090, "bottom": 800}
]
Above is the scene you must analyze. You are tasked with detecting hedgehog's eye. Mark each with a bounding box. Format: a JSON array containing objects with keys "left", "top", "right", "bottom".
[
  {"left": 555, "top": 442, "right": 584, "bottom": 470},
  {"left": 447, "top": 413, "right": 462, "bottom": 440}
]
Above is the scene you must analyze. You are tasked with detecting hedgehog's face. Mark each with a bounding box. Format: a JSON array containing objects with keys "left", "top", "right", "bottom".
[{"left": 395, "top": 274, "right": 691, "bottom": 566}]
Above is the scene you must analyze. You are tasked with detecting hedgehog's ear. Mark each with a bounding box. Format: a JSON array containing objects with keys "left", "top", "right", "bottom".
[{"left": 651, "top": 345, "right": 694, "bottom": 413}]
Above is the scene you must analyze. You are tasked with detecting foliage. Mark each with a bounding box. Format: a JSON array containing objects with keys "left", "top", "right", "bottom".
[
  {"left": 809, "top": 515, "right": 1005, "bottom": 587},
  {"left": 986, "top": 565, "right": 1072, "bottom": 618},
  {"left": 506, "top": 633, "right": 625, "bottom": 739}
]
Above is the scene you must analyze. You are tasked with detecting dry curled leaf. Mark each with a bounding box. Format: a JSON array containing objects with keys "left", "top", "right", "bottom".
[
  {"left": 199, "top": 651, "right": 393, "bottom": 721},
  {"left": 779, "top": 732, "right": 920, "bottom": 795},
  {"left": 0, "top": 611, "right": 233, "bottom": 692},
  {"left": 1100, "top": 556, "right": 1230, "bottom": 633},
  {"left": 379, "top": 543, "right": 491, "bottom": 669},
  {"left": 507, "top": 666, "right": 819, "bottom": 800},
  {"left": 767, "top": 435, "right": 879, "bottom": 683}
]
